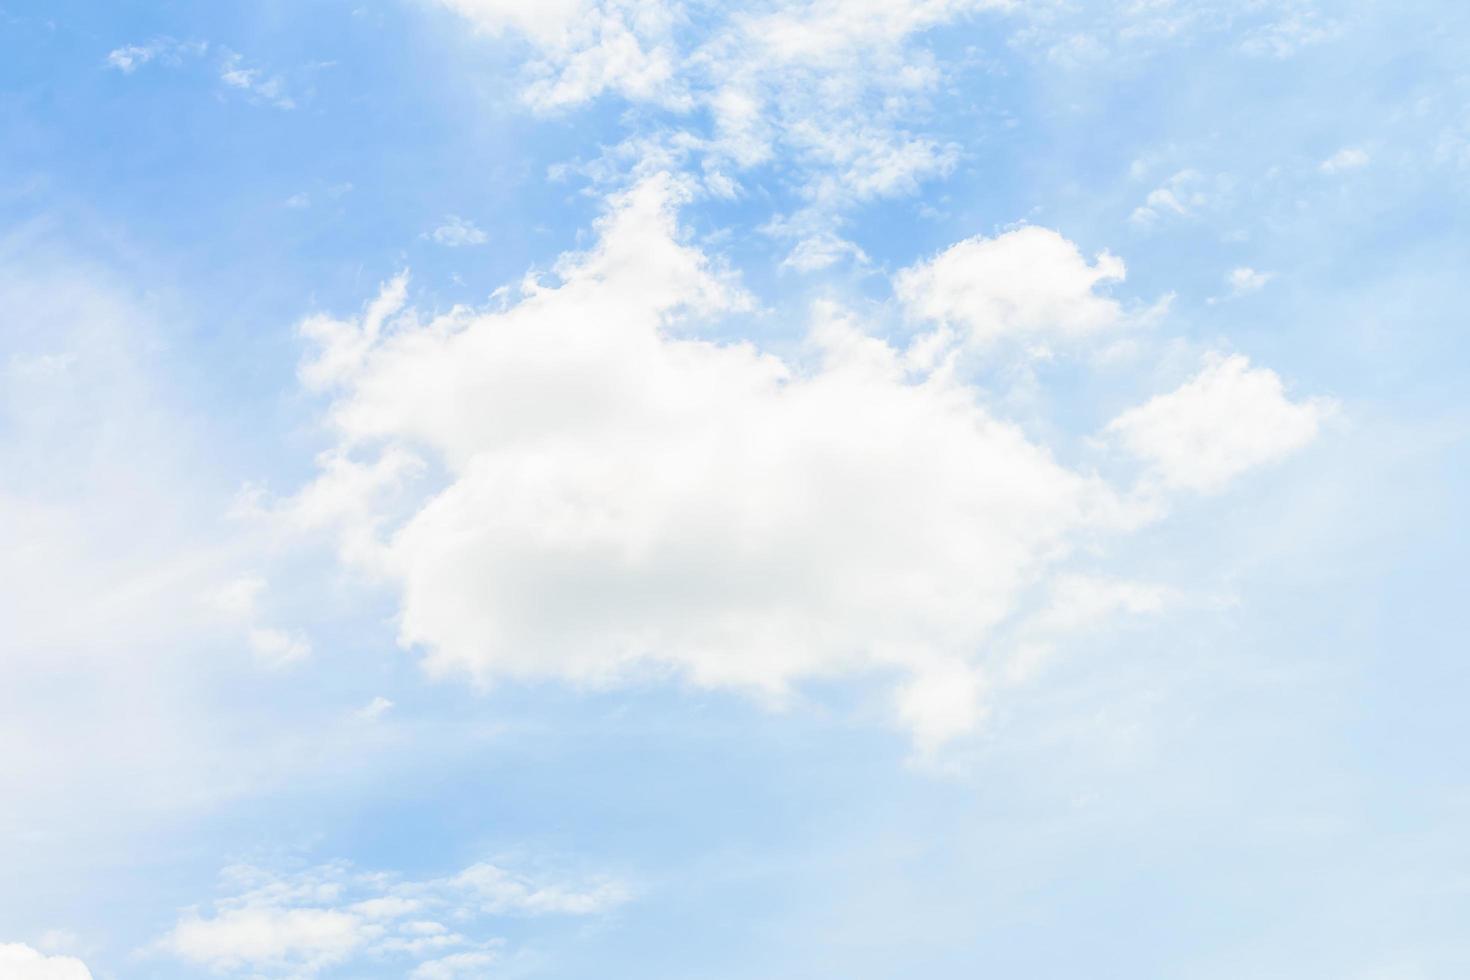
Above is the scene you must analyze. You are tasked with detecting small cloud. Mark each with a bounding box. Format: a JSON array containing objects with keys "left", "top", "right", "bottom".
[
  {"left": 1241, "top": 13, "right": 1338, "bottom": 58},
  {"left": 1105, "top": 353, "right": 1334, "bottom": 493},
  {"left": 412, "top": 951, "right": 500, "bottom": 980},
  {"left": 285, "top": 193, "right": 311, "bottom": 209},
  {"left": 1320, "top": 146, "right": 1369, "bottom": 174},
  {"left": 219, "top": 52, "right": 295, "bottom": 109},
  {"left": 1129, "top": 169, "right": 1207, "bottom": 226},
  {"left": 155, "top": 859, "right": 622, "bottom": 977},
  {"left": 780, "top": 233, "right": 868, "bottom": 272},
  {"left": 1228, "top": 266, "right": 1273, "bottom": 294},
  {"left": 104, "top": 38, "right": 207, "bottom": 73},
  {"left": 1207, "top": 267, "right": 1274, "bottom": 304},
  {"left": 106, "top": 44, "right": 157, "bottom": 73},
  {"left": 428, "top": 215, "right": 489, "bottom": 247},
  {"left": 356, "top": 696, "right": 395, "bottom": 721}
]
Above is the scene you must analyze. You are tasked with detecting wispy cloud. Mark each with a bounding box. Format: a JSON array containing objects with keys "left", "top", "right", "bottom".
[
  {"left": 156, "top": 858, "right": 629, "bottom": 978},
  {"left": 105, "top": 38, "right": 297, "bottom": 110},
  {"left": 427, "top": 215, "right": 489, "bottom": 247},
  {"left": 104, "top": 37, "right": 207, "bottom": 73},
  {"left": 219, "top": 51, "right": 296, "bottom": 109},
  {"left": 1207, "top": 265, "right": 1275, "bottom": 304},
  {"left": 1320, "top": 146, "right": 1370, "bottom": 174}
]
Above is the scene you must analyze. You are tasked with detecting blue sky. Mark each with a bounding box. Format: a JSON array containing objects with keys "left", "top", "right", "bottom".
[{"left": 2, "top": 1, "right": 1469, "bottom": 978}]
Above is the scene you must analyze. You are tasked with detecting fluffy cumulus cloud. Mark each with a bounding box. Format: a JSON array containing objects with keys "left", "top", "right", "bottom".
[
  {"left": 158, "top": 859, "right": 625, "bottom": 977},
  {"left": 281, "top": 172, "right": 1327, "bottom": 747},
  {"left": 894, "top": 226, "right": 1127, "bottom": 348},
  {"left": 1106, "top": 354, "right": 1335, "bottom": 493},
  {"left": 0, "top": 944, "right": 93, "bottom": 980}
]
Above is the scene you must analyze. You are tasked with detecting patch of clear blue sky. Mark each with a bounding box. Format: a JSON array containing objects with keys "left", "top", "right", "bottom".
[{"left": 2, "top": 0, "right": 1469, "bottom": 976}]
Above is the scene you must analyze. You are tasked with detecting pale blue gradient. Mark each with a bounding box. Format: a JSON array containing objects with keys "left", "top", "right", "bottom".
[{"left": 2, "top": 2, "right": 1468, "bottom": 978}]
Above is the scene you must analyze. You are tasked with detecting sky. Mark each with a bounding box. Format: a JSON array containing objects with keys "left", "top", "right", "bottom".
[{"left": 2, "top": 0, "right": 1469, "bottom": 977}]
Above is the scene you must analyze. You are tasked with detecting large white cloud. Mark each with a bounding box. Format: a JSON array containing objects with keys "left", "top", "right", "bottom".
[
  {"left": 284, "top": 172, "right": 1329, "bottom": 746},
  {"left": 0, "top": 944, "right": 92, "bottom": 980},
  {"left": 289, "top": 174, "right": 1142, "bottom": 746}
]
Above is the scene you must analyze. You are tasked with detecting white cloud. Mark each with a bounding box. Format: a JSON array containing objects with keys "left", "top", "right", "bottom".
[
  {"left": 778, "top": 231, "right": 869, "bottom": 272},
  {"left": 355, "top": 695, "right": 395, "bottom": 720},
  {"left": 412, "top": 951, "right": 502, "bottom": 980},
  {"left": 1226, "top": 266, "right": 1273, "bottom": 296},
  {"left": 219, "top": 52, "right": 295, "bottom": 109},
  {"left": 895, "top": 226, "right": 1126, "bottom": 348},
  {"left": 283, "top": 175, "right": 1173, "bottom": 744},
  {"left": 1129, "top": 169, "right": 1209, "bottom": 226},
  {"left": 1010, "top": 1, "right": 1336, "bottom": 65},
  {"left": 1105, "top": 353, "right": 1335, "bottom": 493},
  {"left": 437, "top": 0, "right": 1010, "bottom": 238},
  {"left": 437, "top": 0, "right": 588, "bottom": 45},
  {"left": 895, "top": 660, "right": 990, "bottom": 754},
  {"left": 104, "top": 38, "right": 207, "bottom": 73},
  {"left": 428, "top": 215, "right": 490, "bottom": 247},
  {"left": 438, "top": 0, "right": 685, "bottom": 109},
  {"left": 1228, "top": 267, "right": 1272, "bottom": 293},
  {"left": 1239, "top": 8, "right": 1338, "bottom": 58},
  {"left": 0, "top": 944, "right": 92, "bottom": 980},
  {"left": 1320, "top": 146, "right": 1370, "bottom": 174},
  {"left": 454, "top": 862, "right": 628, "bottom": 915},
  {"left": 206, "top": 575, "right": 312, "bottom": 669},
  {"left": 105, "top": 44, "right": 159, "bottom": 73},
  {"left": 165, "top": 907, "right": 371, "bottom": 976},
  {"left": 158, "top": 859, "right": 624, "bottom": 978},
  {"left": 106, "top": 40, "right": 296, "bottom": 109}
]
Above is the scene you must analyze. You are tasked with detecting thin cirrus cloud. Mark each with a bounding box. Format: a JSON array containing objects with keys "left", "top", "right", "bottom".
[{"left": 274, "top": 171, "right": 1328, "bottom": 750}]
